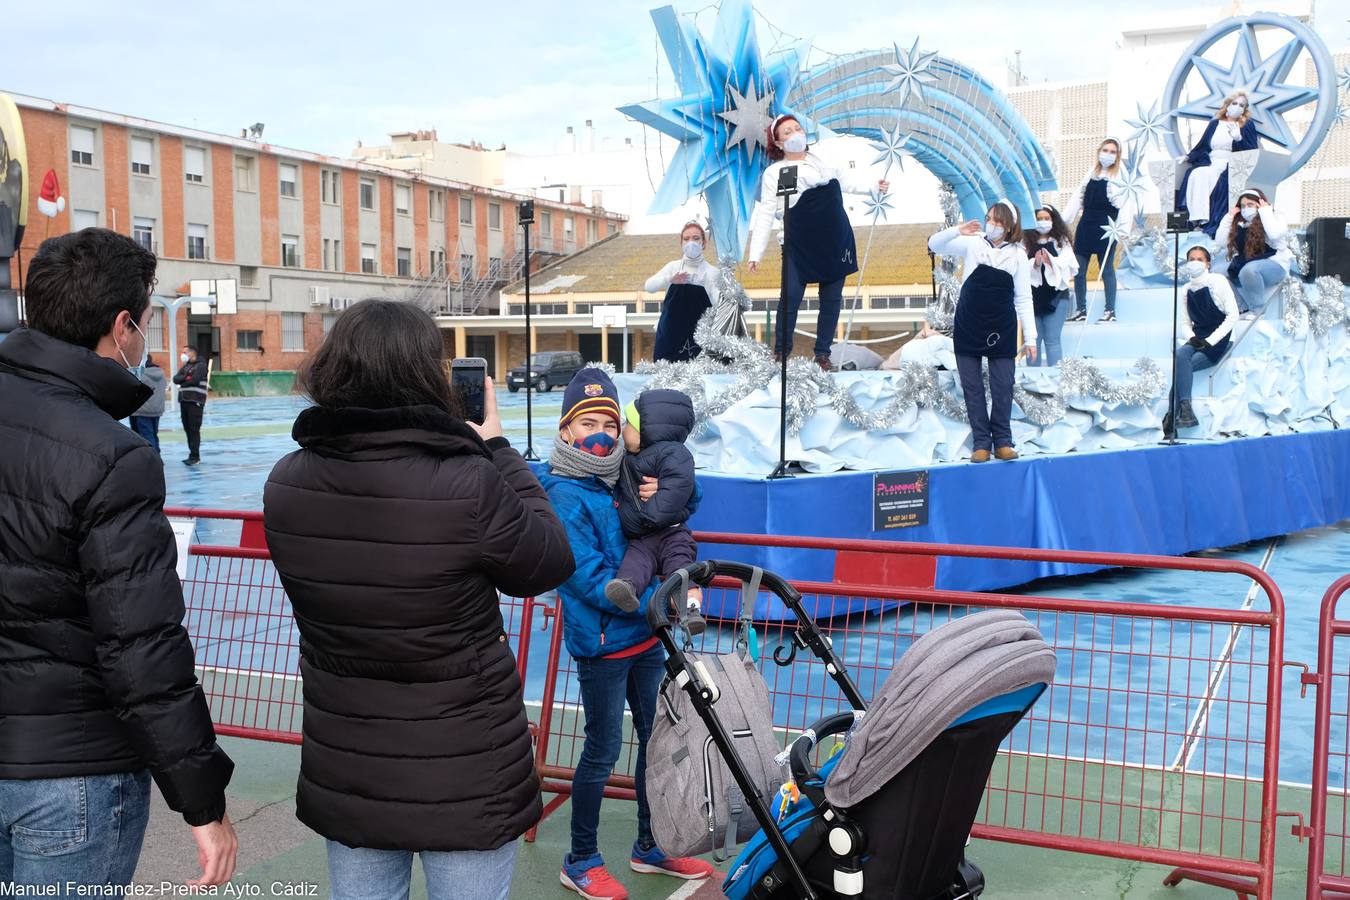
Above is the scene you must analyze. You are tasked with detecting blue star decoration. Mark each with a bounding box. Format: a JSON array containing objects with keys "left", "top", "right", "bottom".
[
  {"left": 1172, "top": 21, "right": 1319, "bottom": 149},
  {"left": 862, "top": 188, "right": 894, "bottom": 223},
  {"left": 1334, "top": 102, "right": 1350, "bottom": 129},
  {"left": 1125, "top": 100, "right": 1172, "bottom": 151},
  {"left": 1101, "top": 216, "right": 1131, "bottom": 251},
  {"left": 1116, "top": 168, "right": 1150, "bottom": 212},
  {"left": 1339, "top": 66, "right": 1350, "bottom": 93},
  {"left": 618, "top": 0, "right": 810, "bottom": 260},
  {"left": 879, "top": 37, "right": 940, "bottom": 110},
  {"left": 869, "top": 123, "right": 911, "bottom": 178}
]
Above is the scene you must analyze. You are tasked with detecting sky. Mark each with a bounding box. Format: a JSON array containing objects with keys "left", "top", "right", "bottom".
[{"left": 6, "top": 1, "right": 1347, "bottom": 160}]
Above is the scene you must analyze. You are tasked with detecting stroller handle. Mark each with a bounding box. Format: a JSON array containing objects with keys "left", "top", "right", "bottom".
[
  {"left": 788, "top": 711, "right": 859, "bottom": 786},
  {"left": 645, "top": 559, "right": 803, "bottom": 633}
]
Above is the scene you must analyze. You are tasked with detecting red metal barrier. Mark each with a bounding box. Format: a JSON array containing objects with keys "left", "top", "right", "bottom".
[
  {"left": 1305, "top": 575, "right": 1350, "bottom": 899},
  {"left": 167, "top": 508, "right": 1287, "bottom": 900}
]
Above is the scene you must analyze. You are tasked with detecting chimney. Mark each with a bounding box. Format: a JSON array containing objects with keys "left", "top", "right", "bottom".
[
  {"left": 584, "top": 119, "right": 595, "bottom": 153},
  {"left": 565, "top": 126, "right": 575, "bottom": 153}
]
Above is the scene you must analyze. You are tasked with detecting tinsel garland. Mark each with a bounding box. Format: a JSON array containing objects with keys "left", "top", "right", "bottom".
[
  {"left": 926, "top": 181, "right": 962, "bottom": 331},
  {"left": 1280, "top": 275, "right": 1348, "bottom": 337},
  {"left": 1286, "top": 233, "right": 1312, "bottom": 278},
  {"left": 634, "top": 314, "right": 1169, "bottom": 436},
  {"left": 1121, "top": 227, "right": 1178, "bottom": 277}
]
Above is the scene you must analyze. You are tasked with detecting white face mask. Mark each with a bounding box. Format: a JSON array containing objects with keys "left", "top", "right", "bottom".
[
  {"left": 119, "top": 317, "right": 149, "bottom": 379},
  {"left": 984, "top": 223, "right": 1005, "bottom": 242},
  {"left": 1227, "top": 103, "right": 1246, "bottom": 119},
  {"left": 180, "top": 352, "right": 190, "bottom": 364},
  {"left": 1034, "top": 221, "right": 1053, "bottom": 235},
  {"left": 1098, "top": 152, "right": 1117, "bottom": 168},
  {"left": 781, "top": 132, "right": 807, "bottom": 154},
  {"left": 682, "top": 240, "right": 703, "bottom": 261},
  {"left": 1181, "top": 260, "right": 1208, "bottom": 282},
  {"left": 1240, "top": 206, "right": 1258, "bottom": 222}
]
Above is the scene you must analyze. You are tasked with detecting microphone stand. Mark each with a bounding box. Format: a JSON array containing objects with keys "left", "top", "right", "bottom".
[
  {"left": 519, "top": 201, "right": 539, "bottom": 460},
  {"left": 1162, "top": 213, "right": 1187, "bottom": 446},
  {"left": 768, "top": 165, "right": 799, "bottom": 481}
]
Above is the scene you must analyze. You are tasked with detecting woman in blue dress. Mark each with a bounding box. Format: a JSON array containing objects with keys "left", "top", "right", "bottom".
[
  {"left": 1063, "top": 138, "right": 1132, "bottom": 324},
  {"left": 1178, "top": 91, "right": 1259, "bottom": 237}
]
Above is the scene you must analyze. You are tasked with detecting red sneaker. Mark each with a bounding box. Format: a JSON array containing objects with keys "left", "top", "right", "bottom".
[
  {"left": 560, "top": 862, "right": 629, "bottom": 900},
  {"left": 630, "top": 845, "right": 715, "bottom": 880}
]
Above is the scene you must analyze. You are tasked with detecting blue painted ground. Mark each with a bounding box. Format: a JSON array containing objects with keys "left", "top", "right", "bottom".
[{"left": 157, "top": 395, "right": 1347, "bottom": 785}]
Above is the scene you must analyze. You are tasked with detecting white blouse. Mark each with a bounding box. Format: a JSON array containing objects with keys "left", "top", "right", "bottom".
[
  {"left": 928, "top": 226, "right": 1036, "bottom": 345},
  {"left": 644, "top": 257, "right": 720, "bottom": 297},
  {"left": 1214, "top": 207, "right": 1293, "bottom": 273},
  {"left": 1063, "top": 169, "right": 1136, "bottom": 228},
  {"left": 1027, "top": 238, "right": 1079, "bottom": 291},
  {"left": 1180, "top": 272, "right": 1240, "bottom": 344},
  {"left": 747, "top": 153, "right": 876, "bottom": 263}
]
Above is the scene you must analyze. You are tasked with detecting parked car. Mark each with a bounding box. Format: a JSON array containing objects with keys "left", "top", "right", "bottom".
[{"left": 506, "top": 351, "right": 585, "bottom": 393}]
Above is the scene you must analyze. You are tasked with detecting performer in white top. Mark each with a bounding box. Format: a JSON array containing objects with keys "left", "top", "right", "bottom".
[
  {"left": 1179, "top": 91, "right": 1259, "bottom": 237},
  {"left": 1022, "top": 204, "right": 1078, "bottom": 366},
  {"left": 1166, "top": 245, "right": 1240, "bottom": 432},
  {"left": 928, "top": 201, "right": 1036, "bottom": 463},
  {"left": 746, "top": 114, "right": 887, "bottom": 370},
  {"left": 645, "top": 221, "right": 720, "bottom": 361},
  {"left": 1213, "top": 189, "right": 1291, "bottom": 319},
  {"left": 1063, "top": 138, "right": 1133, "bottom": 324}
]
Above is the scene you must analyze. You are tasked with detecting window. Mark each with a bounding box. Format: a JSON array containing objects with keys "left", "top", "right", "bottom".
[
  {"left": 396, "top": 247, "right": 412, "bottom": 277},
  {"left": 459, "top": 196, "right": 473, "bottom": 225},
  {"left": 70, "top": 125, "right": 95, "bottom": 166},
  {"left": 187, "top": 223, "right": 208, "bottom": 260},
  {"left": 282, "top": 312, "right": 304, "bottom": 352},
  {"left": 429, "top": 189, "right": 444, "bottom": 221},
  {"left": 321, "top": 170, "right": 341, "bottom": 205},
  {"left": 235, "top": 156, "right": 255, "bottom": 191},
  {"left": 279, "top": 163, "right": 298, "bottom": 198},
  {"left": 359, "top": 179, "right": 375, "bottom": 210},
  {"left": 489, "top": 256, "right": 501, "bottom": 276},
  {"left": 322, "top": 238, "right": 332, "bottom": 271},
  {"left": 540, "top": 210, "right": 552, "bottom": 233},
  {"left": 72, "top": 209, "right": 99, "bottom": 231},
  {"left": 460, "top": 254, "right": 474, "bottom": 280},
  {"left": 430, "top": 249, "right": 445, "bottom": 276},
  {"left": 607, "top": 221, "right": 618, "bottom": 235},
  {"left": 281, "top": 234, "right": 299, "bottom": 268},
  {"left": 586, "top": 219, "right": 598, "bottom": 243},
  {"left": 395, "top": 184, "right": 411, "bottom": 215},
  {"left": 147, "top": 309, "right": 165, "bottom": 351},
  {"left": 361, "top": 243, "right": 377, "bottom": 273},
  {"left": 240, "top": 266, "right": 258, "bottom": 287},
  {"left": 133, "top": 217, "right": 155, "bottom": 252},
  {"left": 332, "top": 239, "right": 341, "bottom": 271},
  {"left": 131, "top": 137, "right": 153, "bottom": 176},
  {"left": 564, "top": 216, "right": 574, "bottom": 235},
  {"left": 236, "top": 330, "right": 262, "bottom": 352},
  {"left": 184, "top": 146, "right": 206, "bottom": 184},
  {"left": 488, "top": 202, "right": 501, "bottom": 230}
]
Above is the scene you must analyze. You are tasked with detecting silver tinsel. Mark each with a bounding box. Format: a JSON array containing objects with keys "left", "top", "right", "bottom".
[
  {"left": 635, "top": 316, "right": 1170, "bottom": 436},
  {"left": 926, "top": 183, "right": 962, "bottom": 332},
  {"left": 1281, "top": 278, "right": 1308, "bottom": 334},
  {"left": 1286, "top": 233, "right": 1312, "bottom": 278},
  {"left": 1281, "top": 275, "right": 1348, "bottom": 337},
  {"left": 1122, "top": 227, "right": 1177, "bottom": 278},
  {"left": 937, "top": 181, "right": 961, "bottom": 227}
]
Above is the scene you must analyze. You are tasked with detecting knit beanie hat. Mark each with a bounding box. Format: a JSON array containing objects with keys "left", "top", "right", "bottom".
[{"left": 560, "top": 367, "right": 621, "bottom": 428}]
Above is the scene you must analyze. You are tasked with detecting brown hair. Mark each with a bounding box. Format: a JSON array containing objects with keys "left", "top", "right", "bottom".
[
  {"left": 987, "top": 202, "right": 1022, "bottom": 245},
  {"left": 297, "top": 298, "right": 465, "bottom": 416},
  {"left": 1023, "top": 205, "right": 1071, "bottom": 254},
  {"left": 1227, "top": 188, "right": 1270, "bottom": 261},
  {"left": 765, "top": 115, "right": 802, "bottom": 162},
  {"left": 680, "top": 221, "right": 707, "bottom": 243}
]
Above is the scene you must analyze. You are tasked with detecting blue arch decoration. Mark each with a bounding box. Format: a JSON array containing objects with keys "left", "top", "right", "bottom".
[
  {"left": 1162, "top": 13, "right": 1337, "bottom": 181},
  {"left": 620, "top": 0, "right": 1056, "bottom": 261}
]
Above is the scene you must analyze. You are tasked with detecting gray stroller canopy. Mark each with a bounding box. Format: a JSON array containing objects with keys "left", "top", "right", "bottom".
[{"left": 824, "top": 610, "right": 1057, "bottom": 809}]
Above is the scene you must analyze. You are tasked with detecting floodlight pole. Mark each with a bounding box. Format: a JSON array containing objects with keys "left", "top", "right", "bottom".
[{"left": 520, "top": 202, "right": 538, "bottom": 461}]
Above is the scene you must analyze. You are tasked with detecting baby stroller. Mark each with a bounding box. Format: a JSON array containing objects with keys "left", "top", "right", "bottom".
[{"left": 646, "top": 560, "right": 1056, "bottom": 900}]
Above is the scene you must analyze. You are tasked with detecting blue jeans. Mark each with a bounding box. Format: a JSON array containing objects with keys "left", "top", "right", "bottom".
[
  {"left": 1232, "top": 258, "right": 1285, "bottom": 313},
  {"left": 327, "top": 839, "right": 518, "bottom": 900},
  {"left": 1174, "top": 344, "right": 1218, "bottom": 403},
  {"left": 1073, "top": 250, "right": 1117, "bottom": 313},
  {"left": 0, "top": 771, "right": 151, "bottom": 892},
  {"left": 956, "top": 355, "right": 1016, "bottom": 452},
  {"left": 570, "top": 643, "right": 665, "bottom": 861},
  {"left": 129, "top": 415, "right": 160, "bottom": 453},
  {"left": 1034, "top": 295, "right": 1069, "bottom": 366},
  {"left": 774, "top": 253, "right": 844, "bottom": 357}
]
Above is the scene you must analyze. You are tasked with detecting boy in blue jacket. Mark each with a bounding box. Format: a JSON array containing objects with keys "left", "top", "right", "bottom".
[
  {"left": 541, "top": 368, "right": 713, "bottom": 900},
  {"left": 605, "top": 390, "right": 699, "bottom": 611}
]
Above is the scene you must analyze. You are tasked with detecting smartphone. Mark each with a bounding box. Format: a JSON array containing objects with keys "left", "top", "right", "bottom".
[{"left": 451, "top": 357, "right": 488, "bottom": 425}]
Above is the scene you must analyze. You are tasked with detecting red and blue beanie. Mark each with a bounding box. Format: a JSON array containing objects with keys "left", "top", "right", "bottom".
[{"left": 560, "top": 367, "right": 621, "bottom": 429}]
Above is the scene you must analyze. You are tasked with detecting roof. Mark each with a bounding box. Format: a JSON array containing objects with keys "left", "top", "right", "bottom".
[{"left": 507, "top": 223, "right": 945, "bottom": 295}]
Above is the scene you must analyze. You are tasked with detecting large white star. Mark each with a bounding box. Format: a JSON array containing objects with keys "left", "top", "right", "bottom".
[
  {"left": 1125, "top": 100, "right": 1172, "bottom": 151},
  {"left": 1173, "top": 22, "right": 1320, "bottom": 149},
  {"left": 719, "top": 79, "right": 775, "bottom": 160},
  {"left": 879, "top": 37, "right": 940, "bottom": 109},
  {"left": 862, "top": 188, "right": 894, "bottom": 222},
  {"left": 869, "top": 123, "right": 911, "bottom": 177}
]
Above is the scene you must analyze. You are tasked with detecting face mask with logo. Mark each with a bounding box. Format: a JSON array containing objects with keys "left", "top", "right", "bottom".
[
  {"left": 782, "top": 132, "right": 808, "bottom": 154},
  {"left": 1098, "top": 152, "right": 1117, "bottom": 168},
  {"left": 984, "top": 223, "right": 1005, "bottom": 242},
  {"left": 1240, "top": 206, "right": 1258, "bottom": 222},
  {"left": 682, "top": 240, "right": 703, "bottom": 261},
  {"left": 1227, "top": 103, "right": 1246, "bottom": 119},
  {"left": 572, "top": 431, "right": 616, "bottom": 457},
  {"left": 119, "top": 317, "right": 149, "bottom": 379},
  {"left": 1181, "top": 260, "right": 1208, "bottom": 282},
  {"left": 1035, "top": 221, "right": 1053, "bottom": 235}
]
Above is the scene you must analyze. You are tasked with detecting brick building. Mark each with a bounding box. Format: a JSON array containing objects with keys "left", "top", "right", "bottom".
[{"left": 6, "top": 92, "right": 626, "bottom": 376}]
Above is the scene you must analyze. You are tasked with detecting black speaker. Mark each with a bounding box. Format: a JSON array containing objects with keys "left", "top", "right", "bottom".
[{"left": 1307, "top": 217, "right": 1350, "bottom": 281}]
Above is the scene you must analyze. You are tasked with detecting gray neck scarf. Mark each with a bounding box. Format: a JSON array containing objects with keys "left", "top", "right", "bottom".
[{"left": 548, "top": 433, "right": 625, "bottom": 487}]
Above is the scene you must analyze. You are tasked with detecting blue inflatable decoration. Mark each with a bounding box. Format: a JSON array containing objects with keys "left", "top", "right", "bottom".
[
  {"left": 1163, "top": 13, "right": 1337, "bottom": 180},
  {"left": 621, "top": 1, "right": 1055, "bottom": 260}
]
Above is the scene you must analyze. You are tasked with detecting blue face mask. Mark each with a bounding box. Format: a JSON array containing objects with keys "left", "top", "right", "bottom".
[
  {"left": 119, "top": 317, "right": 149, "bottom": 380},
  {"left": 573, "top": 431, "right": 617, "bottom": 457}
]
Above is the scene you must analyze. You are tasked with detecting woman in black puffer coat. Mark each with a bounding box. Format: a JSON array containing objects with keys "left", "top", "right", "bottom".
[{"left": 263, "top": 300, "right": 574, "bottom": 900}]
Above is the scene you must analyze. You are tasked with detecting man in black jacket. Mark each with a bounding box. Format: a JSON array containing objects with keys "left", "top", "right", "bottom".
[
  {"left": 0, "top": 228, "right": 237, "bottom": 889},
  {"left": 172, "top": 345, "right": 209, "bottom": 465}
]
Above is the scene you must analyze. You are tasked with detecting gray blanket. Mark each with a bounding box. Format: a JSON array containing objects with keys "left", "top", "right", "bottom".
[{"left": 824, "top": 610, "right": 1057, "bottom": 809}]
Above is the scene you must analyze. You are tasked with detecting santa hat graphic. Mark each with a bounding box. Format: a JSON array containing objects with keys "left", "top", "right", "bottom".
[{"left": 37, "top": 169, "right": 65, "bottom": 218}]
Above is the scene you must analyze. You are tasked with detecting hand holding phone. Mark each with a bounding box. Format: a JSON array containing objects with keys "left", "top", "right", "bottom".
[{"left": 451, "top": 357, "right": 489, "bottom": 426}]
